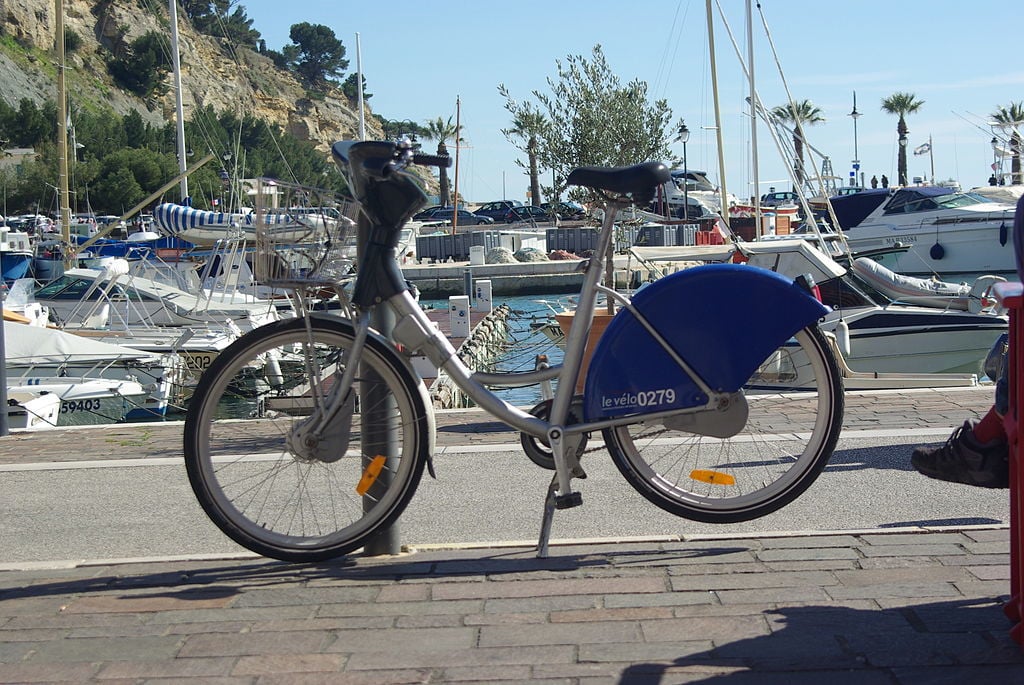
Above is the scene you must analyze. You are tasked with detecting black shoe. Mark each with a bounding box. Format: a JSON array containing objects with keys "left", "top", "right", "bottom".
[{"left": 911, "top": 419, "right": 1009, "bottom": 488}]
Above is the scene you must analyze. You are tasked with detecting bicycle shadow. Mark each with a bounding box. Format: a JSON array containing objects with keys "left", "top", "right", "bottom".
[
  {"left": 615, "top": 598, "right": 1024, "bottom": 683},
  {"left": 0, "top": 544, "right": 749, "bottom": 604}
]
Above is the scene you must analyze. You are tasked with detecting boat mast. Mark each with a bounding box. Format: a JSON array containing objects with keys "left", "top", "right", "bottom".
[
  {"left": 356, "top": 32, "right": 366, "bottom": 140},
  {"left": 746, "top": 0, "right": 761, "bottom": 237},
  {"left": 706, "top": 0, "right": 730, "bottom": 231},
  {"left": 169, "top": 0, "right": 188, "bottom": 203},
  {"left": 55, "top": 0, "right": 72, "bottom": 265},
  {"left": 452, "top": 95, "right": 461, "bottom": 232}
]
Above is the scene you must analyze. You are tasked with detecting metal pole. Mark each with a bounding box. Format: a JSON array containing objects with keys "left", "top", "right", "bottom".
[
  {"left": 362, "top": 301, "right": 400, "bottom": 555},
  {"left": 55, "top": 0, "right": 72, "bottom": 268},
  {"left": 0, "top": 284, "right": 8, "bottom": 437},
  {"left": 683, "top": 139, "right": 689, "bottom": 221},
  {"left": 169, "top": 0, "right": 188, "bottom": 202},
  {"left": 707, "top": 0, "right": 730, "bottom": 231}
]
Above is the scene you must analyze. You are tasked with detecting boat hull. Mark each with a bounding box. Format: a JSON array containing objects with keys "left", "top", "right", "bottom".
[{"left": 821, "top": 308, "right": 1006, "bottom": 376}]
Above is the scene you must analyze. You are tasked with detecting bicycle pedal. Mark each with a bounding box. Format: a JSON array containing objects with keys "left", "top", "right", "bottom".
[{"left": 554, "top": 492, "right": 583, "bottom": 509}]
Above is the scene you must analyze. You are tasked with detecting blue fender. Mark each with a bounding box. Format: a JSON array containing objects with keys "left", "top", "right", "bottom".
[{"left": 583, "top": 264, "right": 828, "bottom": 420}]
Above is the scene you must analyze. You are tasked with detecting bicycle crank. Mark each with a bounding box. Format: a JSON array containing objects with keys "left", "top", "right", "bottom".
[{"left": 520, "top": 398, "right": 588, "bottom": 472}]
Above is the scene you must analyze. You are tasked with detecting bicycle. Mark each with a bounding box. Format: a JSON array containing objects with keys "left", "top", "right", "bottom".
[{"left": 183, "top": 139, "right": 844, "bottom": 563}]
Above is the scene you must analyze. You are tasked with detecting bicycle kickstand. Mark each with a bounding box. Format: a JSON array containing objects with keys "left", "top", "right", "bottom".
[{"left": 537, "top": 474, "right": 559, "bottom": 558}]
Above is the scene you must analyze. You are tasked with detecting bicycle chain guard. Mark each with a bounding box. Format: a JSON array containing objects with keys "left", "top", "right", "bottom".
[{"left": 520, "top": 398, "right": 588, "bottom": 472}]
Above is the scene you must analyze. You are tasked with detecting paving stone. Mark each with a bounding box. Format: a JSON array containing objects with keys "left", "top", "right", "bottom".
[
  {"left": 178, "top": 630, "right": 331, "bottom": 658},
  {"left": 27, "top": 634, "right": 183, "bottom": 662},
  {"left": 94, "top": 656, "right": 236, "bottom": 680},
  {"left": 479, "top": 621, "right": 641, "bottom": 648},
  {"left": 343, "top": 645, "right": 576, "bottom": 670},
  {"left": 324, "top": 626, "right": 477, "bottom": 653},
  {"left": 431, "top": 575, "right": 668, "bottom": 600},
  {"left": 231, "top": 652, "right": 346, "bottom": 675}
]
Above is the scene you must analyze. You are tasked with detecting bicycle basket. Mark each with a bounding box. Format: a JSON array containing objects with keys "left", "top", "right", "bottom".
[{"left": 251, "top": 179, "right": 360, "bottom": 289}]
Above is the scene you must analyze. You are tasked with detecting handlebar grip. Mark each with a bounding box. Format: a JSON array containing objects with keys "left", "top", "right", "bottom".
[{"left": 412, "top": 153, "right": 452, "bottom": 169}]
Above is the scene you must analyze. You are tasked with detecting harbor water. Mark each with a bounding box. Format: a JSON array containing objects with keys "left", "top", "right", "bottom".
[{"left": 419, "top": 295, "right": 568, "bottom": 408}]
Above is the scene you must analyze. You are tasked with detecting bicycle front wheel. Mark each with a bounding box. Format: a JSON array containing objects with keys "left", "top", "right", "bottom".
[
  {"left": 184, "top": 316, "right": 430, "bottom": 562},
  {"left": 605, "top": 325, "right": 843, "bottom": 523}
]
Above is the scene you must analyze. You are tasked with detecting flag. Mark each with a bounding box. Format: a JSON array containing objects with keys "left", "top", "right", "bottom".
[{"left": 913, "top": 142, "right": 931, "bottom": 156}]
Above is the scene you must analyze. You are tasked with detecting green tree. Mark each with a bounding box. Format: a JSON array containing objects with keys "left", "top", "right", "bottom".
[
  {"left": 285, "top": 23, "right": 348, "bottom": 90},
  {"left": 341, "top": 73, "right": 371, "bottom": 101},
  {"left": 379, "top": 118, "right": 427, "bottom": 142},
  {"left": 770, "top": 99, "right": 824, "bottom": 190},
  {"left": 881, "top": 92, "right": 925, "bottom": 187},
  {"left": 12, "top": 98, "right": 55, "bottom": 147},
  {"left": 181, "top": 1, "right": 260, "bottom": 45},
  {"left": 422, "top": 116, "right": 459, "bottom": 206},
  {"left": 498, "top": 84, "right": 548, "bottom": 207},
  {"left": 523, "top": 45, "right": 679, "bottom": 203},
  {"left": 108, "top": 31, "right": 173, "bottom": 99},
  {"left": 90, "top": 148, "right": 178, "bottom": 211},
  {"left": 991, "top": 102, "right": 1024, "bottom": 185}
]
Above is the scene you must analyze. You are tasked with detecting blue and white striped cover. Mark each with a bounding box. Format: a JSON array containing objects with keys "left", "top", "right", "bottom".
[{"left": 152, "top": 203, "right": 296, "bottom": 237}]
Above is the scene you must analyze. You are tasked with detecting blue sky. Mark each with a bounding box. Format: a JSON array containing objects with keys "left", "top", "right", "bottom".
[{"left": 241, "top": 0, "right": 1024, "bottom": 203}]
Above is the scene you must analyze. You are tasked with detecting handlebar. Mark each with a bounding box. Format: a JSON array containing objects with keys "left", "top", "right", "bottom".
[{"left": 411, "top": 153, "right": 452, "bottom": 169}]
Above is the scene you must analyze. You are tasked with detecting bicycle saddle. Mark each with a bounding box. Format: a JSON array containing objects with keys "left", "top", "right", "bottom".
[{"left": 567, "top": 162, "right": 671, "bottom": 200}]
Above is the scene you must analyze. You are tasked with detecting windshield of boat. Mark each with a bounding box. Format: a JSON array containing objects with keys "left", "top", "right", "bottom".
[
  {"left": 882, "top": 191, "right": 989, "bottom": 215},
  {"left": 817, "top": 272, "right": 890, "bottom": 308}
]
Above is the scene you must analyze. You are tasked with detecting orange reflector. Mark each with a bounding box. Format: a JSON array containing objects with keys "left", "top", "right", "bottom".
[
  {"left": 690, "top": 469, "right": 736, "bottom": 486},
  {"left": 356, "top": 455, "right": 387, "bottom": 495}
]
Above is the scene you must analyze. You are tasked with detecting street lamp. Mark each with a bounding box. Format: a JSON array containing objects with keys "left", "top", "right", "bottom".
[
  {"left": 848, "top": 92, "right": 861, "bottom": 187},
  {"left": 678, "top": 123, "right": 690, "bottom": 220}
]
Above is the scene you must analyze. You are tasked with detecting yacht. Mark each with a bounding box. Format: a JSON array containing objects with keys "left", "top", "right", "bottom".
[{"left": 828, "top": 186, "right": 1017, "bottom": 276}]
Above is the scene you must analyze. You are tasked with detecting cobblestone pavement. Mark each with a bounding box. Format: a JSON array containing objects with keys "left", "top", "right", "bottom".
[
  {"left": 2, "top": 384, "right": 1021, "bottom": 682},
  {"left": 0, "top": 531, "right": 1021, "bottom": 683}
]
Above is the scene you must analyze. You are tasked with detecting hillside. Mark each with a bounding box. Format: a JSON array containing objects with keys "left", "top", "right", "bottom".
[{"left": 0, "top": 0, "right": 381, "bottom": 154}]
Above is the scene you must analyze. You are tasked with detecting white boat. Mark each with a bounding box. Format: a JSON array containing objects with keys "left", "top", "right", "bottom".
[
  {"left": 630, "top": 238, "right": 1007, "bottom": 388},
  {"left": 829, "top": 186, "right": 1017, "bottom": 275},
  {"left": 152, "top": 202, "right": 335, "bottom": 246},
  {"left": 6, "top": 389, "right": 61, "bottom": 431},
  {"left": 34, "top": 260, "right": 279, "bottom": 330},
  {"left": 1, "top": 226, "right": 33, "bottom": 282},
  {"left": 3, "top": 320, "right": 186, "bottom": 423}
]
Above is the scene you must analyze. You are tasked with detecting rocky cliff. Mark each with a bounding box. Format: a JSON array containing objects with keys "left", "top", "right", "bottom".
[{"left": 0, "top": 0, "right": 381, "bottom": 152}]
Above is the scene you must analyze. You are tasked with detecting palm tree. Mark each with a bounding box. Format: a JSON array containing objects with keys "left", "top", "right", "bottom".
[
  {"left": 422, "top": 116, "right": 459, "bottom": 206},
  {"left": 991, "top": 102, "right": 1024, "bottom": 185},
  {"left": 770, "top": 100, "right": 824, "bottom": 190},
  {"left": 500, "top": 105, "right": 548, "bottom": 207},
  {"left": 880, "top": 92, "right": 925, "bottom": 187}
]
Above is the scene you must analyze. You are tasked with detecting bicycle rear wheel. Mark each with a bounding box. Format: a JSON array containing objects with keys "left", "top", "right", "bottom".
[
  {"left": 604, "top": 325, "right": 843, "bottom": 523},
  {"left": 184, "top": 315, "right": 430, "bottom": 562}
]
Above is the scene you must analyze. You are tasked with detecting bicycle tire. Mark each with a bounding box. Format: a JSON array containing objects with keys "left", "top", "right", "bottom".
[
  {"left": 604, "top": 325, "right": 843, "bottom": 523},
  {"left": 183, "top": 315, "right": 430, "bottom": 562}
]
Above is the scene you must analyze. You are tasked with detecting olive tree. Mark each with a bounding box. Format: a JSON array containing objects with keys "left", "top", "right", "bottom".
[{"left": 503, "top": 45, "right": 680, "bottom": 203}]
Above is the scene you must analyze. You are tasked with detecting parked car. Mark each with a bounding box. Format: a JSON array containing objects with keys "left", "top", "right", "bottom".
[
  {"left": 540, "top": 201, "right": 587, "bottom": 220},
  {"left": 473, "top": 200, "right": 524, "bottom": 220},
  {"left": 504, "top": 205, "right": 552, "bottom": 224},
  {"left": 412, "top": 207, "right": 494, "bottom": 225}
]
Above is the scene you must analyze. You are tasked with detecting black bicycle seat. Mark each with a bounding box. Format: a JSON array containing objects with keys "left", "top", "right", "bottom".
[{"left": 566, "top": 162, "right": 671, "bottom": 197}]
